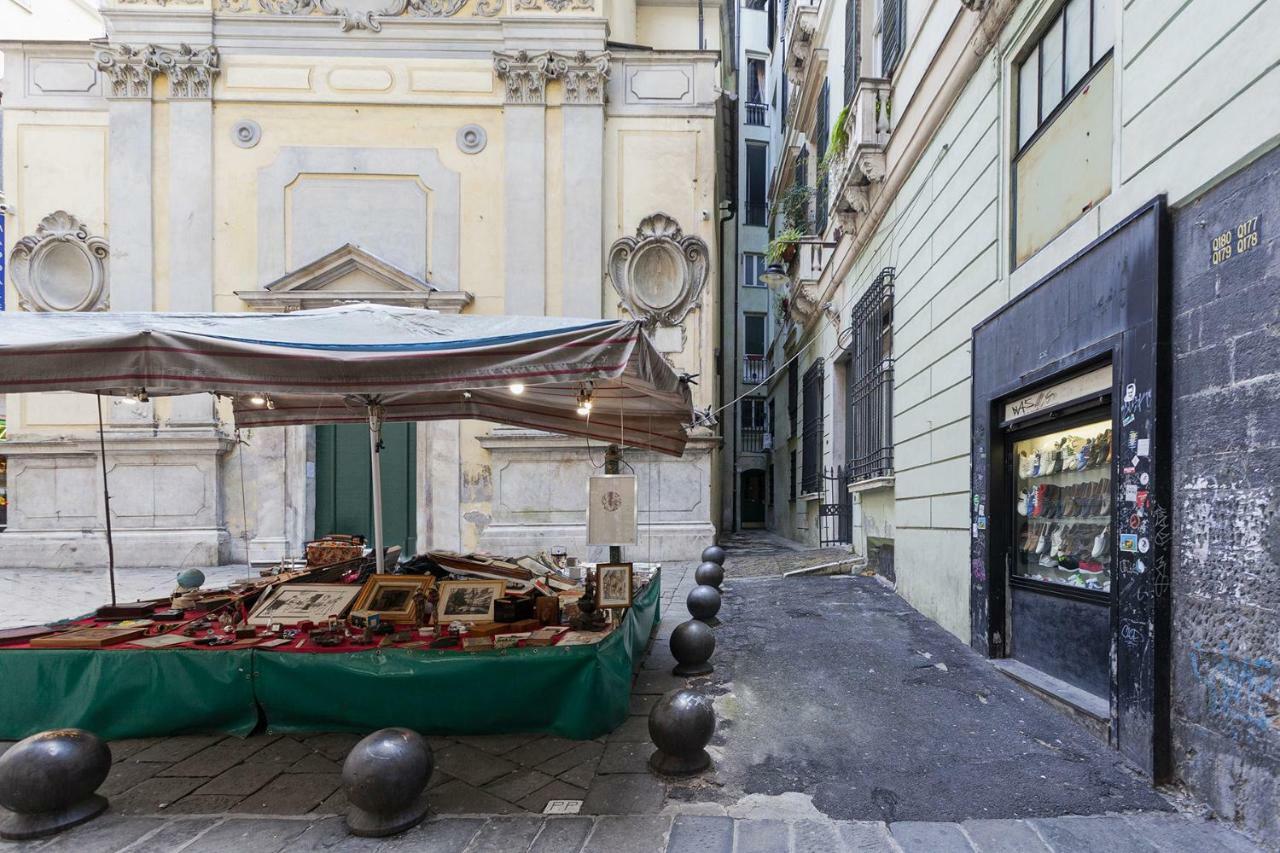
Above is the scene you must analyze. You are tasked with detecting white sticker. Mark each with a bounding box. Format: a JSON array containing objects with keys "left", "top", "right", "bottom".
[
  {"left": 1139, "top": 472, "right": 1150, "bottom": 486},
  {"left": 1136, "top": 438, "right": 1150, "bottom": 456},
  {"left": 1125, "top": 485, "right": 1138, "bottom": 502},
  {"left": 1138, "top": 537, "right": 1150, "bottom": 554},
  {"left": 972, "top": 524, "right": 979, "bottom": 537},
  {"left": 1124, "top": 383, "right": 1136, "bottom": 402},
  {"left": 1134, "top": 559, "right": 1147, "bottom": 574},
  {"left": 1132, "top": 456, "right": 1141, "bottom": 468}
]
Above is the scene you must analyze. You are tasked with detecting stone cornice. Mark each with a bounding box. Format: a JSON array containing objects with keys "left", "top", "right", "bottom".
[{"left": 94, "top": 40, "right": 219, "bottom": 99}]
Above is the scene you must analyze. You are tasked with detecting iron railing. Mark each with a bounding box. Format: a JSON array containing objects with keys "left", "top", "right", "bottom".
[
  {"left": 741, "top": 427, "right": 766, "bottom": 454},
  {"left": 819, "top": 465, "right": 852, "bottom": 546}
]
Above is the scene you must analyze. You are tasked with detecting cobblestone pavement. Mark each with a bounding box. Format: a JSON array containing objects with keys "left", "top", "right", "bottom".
[
  {"left": 717, "top": 529, "right": 856, "bottom": 578},
  {"left": 0, "top": 561, "right": 1267, "bottom": 851}
]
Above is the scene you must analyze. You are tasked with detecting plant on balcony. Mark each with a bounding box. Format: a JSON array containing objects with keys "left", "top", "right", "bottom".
[
  {"left": 766, "top": 226, "right": 806, "bottom": 264},
  {"left": 819, "top": 104, "right": 850, "bottom": 172}
]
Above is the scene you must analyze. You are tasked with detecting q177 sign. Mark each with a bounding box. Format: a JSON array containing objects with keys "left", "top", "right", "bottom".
[{"left": 1211, "top": 215, "right": 1261, "bottom": 266}]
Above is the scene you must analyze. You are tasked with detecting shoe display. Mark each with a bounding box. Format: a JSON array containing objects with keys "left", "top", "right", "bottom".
[{"left": 1019, "top": 451, "right": 1033, "bottom": 478}]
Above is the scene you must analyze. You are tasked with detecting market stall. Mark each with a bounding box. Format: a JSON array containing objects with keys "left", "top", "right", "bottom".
[{"left": 0, "top": 305, "right": 690, "bottom": 740}]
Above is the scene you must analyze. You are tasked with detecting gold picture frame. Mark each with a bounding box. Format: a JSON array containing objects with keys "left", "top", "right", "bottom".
[
  {"left": 246, "top": 583, "right": 363, "bottom": 627},
  {"left": 352, "top": 575, "right": 436, "bottom": 624},
  {"left": 595, "top": 562, "right": 633, "bottom": 609},
  {"left": 437, "top": 579, "right": 507, "bottom": 624}
]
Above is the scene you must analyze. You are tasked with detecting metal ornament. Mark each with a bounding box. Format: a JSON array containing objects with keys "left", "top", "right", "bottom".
[
  {"left": 701, "top": 545, "right": 727, "bottom": 565},
  {"left": 342, "top": 728, "right": 434, "bottom": 838},
  {"left": 694, "top": 561, "right": 724, "bottom": 590},
  {"left": 686, "top": 584, "right": 722, "bottom": 623},
  {"left": 648, "top": 688, "right": 715, "bottom": 776},
  {"left": 669, "top": 618, "right": 715, "bottom": 676},
  {"left": 0, "top": 729, "right": 111, "bottom": 841}
]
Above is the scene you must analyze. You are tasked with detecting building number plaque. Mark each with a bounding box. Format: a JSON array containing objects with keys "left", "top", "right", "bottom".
[{"left": 1211, "top": 215, "right": 1260, "bottom": 266}]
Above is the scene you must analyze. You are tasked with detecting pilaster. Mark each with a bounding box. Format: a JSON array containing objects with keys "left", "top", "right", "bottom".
[
  {"left": 557, "top": 51, "right": 609, "bottom": 319},
  {"left": 494, "top": 51, "right": 553, "bottom": 316}
]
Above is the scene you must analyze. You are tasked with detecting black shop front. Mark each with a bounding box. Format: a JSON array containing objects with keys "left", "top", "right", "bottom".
[{"left": 969, "top": 198, "right": 1172, "bottom": 780}]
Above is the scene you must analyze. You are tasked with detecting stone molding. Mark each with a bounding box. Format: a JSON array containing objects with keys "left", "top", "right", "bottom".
[
  {"left": 554, "top": 50, "right": 611, "bottom": 105},
  {"left": 493, "top": 50, "right": 611, "bottom": 105},
  {"left": 94, "top": 42, "right": 220, "bottom": 100},
  {"left": 10, "top": 211, "right": 110, "bottom": 313},
  {"left": 217, "top": 0, "right": 504, "bottom": 27},
  {"left": 607, "top": 212, "right": 709, "bottom": 328}
]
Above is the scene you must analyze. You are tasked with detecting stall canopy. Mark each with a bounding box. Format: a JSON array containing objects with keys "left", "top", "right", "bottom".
[{"left": 0, "top": 304, "right": 694, "bottom": 456}]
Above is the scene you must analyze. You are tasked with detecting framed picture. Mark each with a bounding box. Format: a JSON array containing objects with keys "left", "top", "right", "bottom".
[
  {"left": 352, "top": 576, "right": 436, "bottom": 624},
  {"left": 595, "top": 562, "right": 633, "bottom": 609},
  {"left": 247, "top": 583, "right": 362, "bottom": 627},
  {"left": 587, "top": 474, "right": 637, "bottom": 546},
  {"left": 437, "top": 579, "right": 506, "bottom": 624}
]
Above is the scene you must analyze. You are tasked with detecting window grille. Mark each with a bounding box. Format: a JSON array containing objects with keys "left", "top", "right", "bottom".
[
  {"left": 801, "top": 359, "right": 824, "bottom": 494},
  {"left": 846, "top": 268, "right": 895, "bottom": 483}
]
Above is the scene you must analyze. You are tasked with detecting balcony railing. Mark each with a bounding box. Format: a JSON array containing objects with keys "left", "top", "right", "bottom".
[
  {"left": 783, "top": 0, "right": 819, "bottom": 75},
  {"left": 741, "top": 427, "right": 766, "bottom": 454},
  {"left": 743, "top": 355, "right": 769, "bottom": 384},
  {"left": 745, "top": 102, "right": 767, "bottom": 126},
  {"left": 826, "top": 77, "right": 892, "bottom": 234}
]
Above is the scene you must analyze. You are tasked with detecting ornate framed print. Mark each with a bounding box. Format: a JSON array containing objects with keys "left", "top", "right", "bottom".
[
  {"left": 247, "top": 583, "right": 362, "bottom": 627},
  {"left": 352, "top": 575, "right": 436, "bottom": 624},
  {"left": 596, "top": 562, "right": 633, "bottom": 609},
  {"left": 587, "top": 474, "right": 637, "bottom": 546},
  {"left": 437, "top": 579, "right": 506, "bottom": 624}
]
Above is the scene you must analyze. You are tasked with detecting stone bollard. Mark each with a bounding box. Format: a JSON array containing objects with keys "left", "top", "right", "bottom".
[
  {"left": 669, "top": 618, "right": 715, "bottom": 676},
  {"left": 686, "top": 584, "right": 722, "bottom": 623},
  {"left": 700, "top": 545, "right": 726, "bottom": 565},
  {"left": 648, "top": 688, "right": 716, "bottom": 776},
  {"left": 342, "top": 728, "right": 434, "bottom": 838},
  {"left": 0, "top": 729, "right": 111, "bottom": 841},
  {"left": 694, "top": 561, "right": 725, "bottom": 590}
]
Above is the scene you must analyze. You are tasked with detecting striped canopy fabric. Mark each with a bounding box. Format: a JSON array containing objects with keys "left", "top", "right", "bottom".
[{"left": 0, "top": 304, "right": 694, "bottom": 456}]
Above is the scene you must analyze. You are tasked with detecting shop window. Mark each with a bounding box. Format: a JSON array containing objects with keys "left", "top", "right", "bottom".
[
  {"left": 1013, "top": 0, "right": 1115, "bottom": 265},
  {"left": 746, "top": 142, "right": 769, "bottom": 226},
  {"left": 846, "top": 269, "right": 894, "bottom": 482},
  {"left": 879, "top": 0, "right": 906, "bottom": 78},
  {"left": 801, "top": 360, "right": 824, "bottom": 494}
]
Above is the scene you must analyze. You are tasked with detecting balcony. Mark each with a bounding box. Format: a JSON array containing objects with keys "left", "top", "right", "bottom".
[
  {"left": 780, "top": 241, "right": 834, "bottom": 326},
  {"left": 826, "top": 77, "right": 892, "bottom": 234},
  {"left": 783, "top": 0, "right": 819, "bottom": 76},
  {"left": 741, "top": 427, "right": 767, "bottom": 454},
  {"left": 743, "top": 354, "right": 769, "bottom": 384},
  {"left": 745, "top": 102, "right": 767, "bottom": 126}
]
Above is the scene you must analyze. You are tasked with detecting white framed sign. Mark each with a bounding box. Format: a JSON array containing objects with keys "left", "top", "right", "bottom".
[{"left": 587, "top": 474, "right": 638, "bottom": 546}]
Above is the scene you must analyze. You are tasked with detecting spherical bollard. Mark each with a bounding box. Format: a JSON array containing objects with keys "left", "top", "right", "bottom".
[
  {"left": 0, "top": 729, "right": 111, "bottom": 841},
  {"left": 176, "top": 568, "right": 206, "bottom": 590},
  {"left": 694, "top": 561, "right": 724, "bottom": 590},
  {"left": 648, "top": 688, "right": 716, "bottom": 775},
  {"left": 701, "top": 545, "right": 727, "bottom": 565},
  {"left": 669, "top": 618, "right": 715, "bottom": 676},
  {"left": 342, "top": 728, "right": 434, "bottom": 838},
  {"left": 686, "top": 584, "right": 722, "bottom": 623}
]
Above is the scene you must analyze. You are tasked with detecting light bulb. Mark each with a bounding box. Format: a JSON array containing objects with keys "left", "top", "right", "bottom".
[
  {"left": 577, "top": 405, "right": 590, "bottom": 416},
  {"left": 249, "top": 394, "right": 267, "bottom": 406},
  {"left": 509, "top": 382, "right": 525, "bottom": 395}
]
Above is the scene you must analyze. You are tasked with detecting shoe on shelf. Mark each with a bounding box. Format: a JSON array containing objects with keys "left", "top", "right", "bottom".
[
  {"left": 1017, "top": 490, "right": 1029, "bottom": 517},
  {"left": 1091, "top": 525, "right": 1109, "bottom": 559},
  {"left": 1019, "top": 451, "right": 1033, "bottom": 479}
]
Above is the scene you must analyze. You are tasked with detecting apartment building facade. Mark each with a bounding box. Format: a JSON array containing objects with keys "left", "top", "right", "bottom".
[{"left": 754, "top": 0, "right": 1279, "bottom": 842}]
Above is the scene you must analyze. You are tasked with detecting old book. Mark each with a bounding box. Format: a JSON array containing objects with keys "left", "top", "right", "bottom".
[
  {"left": 525, "top": 627, "right": 568, "bottom": 647},
  {"left": 0, "top": 626, "right": 56, "bottom": 645},
  {"left": 464, "top": 619, "right": 540, "bottom": 637},
  {"left": 462, "top": 636, "right": 494, "bottom": 652},
  {"left": 29, "top": 627, "right": 149, "bottom": 649},
  {"left": 128, "top": 634, "right": 192, "bottom": 649}
]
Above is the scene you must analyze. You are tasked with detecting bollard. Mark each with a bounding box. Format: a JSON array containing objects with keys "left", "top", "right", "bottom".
[
  {"left": 342, "top": 728, "right": 434, "bottom": 838},
  {"left": 669, "top": 618, "right": 715, "bottom": 676},
  {"left": 700, "top": 545, "right": 726, "bottom": 565},
  {"left": 648, "top": 688, "right": 716, "bottom": 775},
  {"left": 686, "top": 584, "right": 722, "bottom": 623},
  {"left": 0, "top": 729, "right": 111, "bottom": 841},
  {"left": 694, "top": 561, "right": 724, "bottom": 590}
]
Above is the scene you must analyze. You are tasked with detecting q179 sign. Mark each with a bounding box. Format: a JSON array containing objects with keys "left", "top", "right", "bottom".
[{"left": 1211, "top": 215, "right": 1261, "bottom": 266}]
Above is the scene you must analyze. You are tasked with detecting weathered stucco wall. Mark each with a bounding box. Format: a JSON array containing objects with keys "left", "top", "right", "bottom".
[{"left": 1169, "top": 143, "right": 1280, "bottom": 847}]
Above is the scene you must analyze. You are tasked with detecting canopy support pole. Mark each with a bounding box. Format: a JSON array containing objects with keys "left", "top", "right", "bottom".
[
  {"left": 368, "top": 404, "right": 386, "bottom": 574},
  {"left": 96, "top": 393, "right": 118, "bottom": 606}
]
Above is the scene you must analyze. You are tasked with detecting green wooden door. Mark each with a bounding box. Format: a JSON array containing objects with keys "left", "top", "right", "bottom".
[{"left": 314, "top": 423, "right": 417, "bottom": 557}]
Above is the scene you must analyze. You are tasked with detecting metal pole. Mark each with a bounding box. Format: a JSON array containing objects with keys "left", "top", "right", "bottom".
[
  {"left": 96, "top": 393, "right": 117, "bottom": 605},
  {"left": 605, "top": 443, "right": 622, "bottom": 564},
  {"left": 368, "top": 404, "right": 386, "bottom": 574}
]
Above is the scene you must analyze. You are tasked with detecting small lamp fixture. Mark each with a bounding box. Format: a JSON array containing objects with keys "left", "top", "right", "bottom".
[
  {"left": 759, "top": 262, "right": 790, "bottom": 289},
  {"left": 576, "top": 388, "right": 594, "bottom": 417},
  {"left": 508, "top": 382, "right": 525, "bottom": 395},
  {"left": 249, "top": 394, "right": 267, "bottom": 407},
  {"left": 127, "top": 387, "right": 150, "bottom": 404}
]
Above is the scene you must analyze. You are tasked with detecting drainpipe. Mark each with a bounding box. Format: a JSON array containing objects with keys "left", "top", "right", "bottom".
[{"left": 698, "top": 0, "right": 705, "bottom": 50}]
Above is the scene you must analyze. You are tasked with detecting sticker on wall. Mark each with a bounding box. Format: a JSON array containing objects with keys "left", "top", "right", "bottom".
[
  {"left": 1136, "top": 438, "right": 1150, "bottom": 457},
  {"left": 1130, "top": 513, "right": 1143, "bottom": 530},
  {"left": 1125, "top": 484, "right": 1138, "bottom": 502},
  {"left": 1139, "top": 472, "right": 1150, "bottom": 486},
  {"left": 1138, "top": 537, "right": 1150, "bottom": 554},
  {"left": 1128, "top": 431, "right": 1138, "bottom": 448},
  {"left": 1136, "top": 489, "right": 1149, "bottom": 509},
  {"left": 1123, "top": 413, "right": 1135, "bottom": 426},
  {"left": 1124, "top": 383, "right": 1137, "bottom": 403},
  {"left": 1132, "top": 455, "right": 1141, "bottom": 468},
  {"left": 1120, "top": 534, "right": 1138, "bottom": 553},
  {"left": 1134, "top": 558, "right": 1147, "bottom": 574},
  {"left": 977, "top": 516, "right": 987, "bottom": 531}
]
